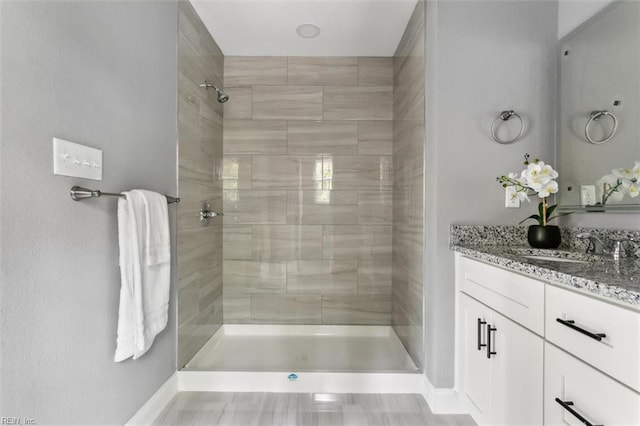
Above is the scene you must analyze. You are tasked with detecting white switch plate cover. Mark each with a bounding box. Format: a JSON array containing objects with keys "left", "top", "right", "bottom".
[
  {"left": 53, "top": 138, "right": 102, "bottom": 180},
  {"left": 505, "top": 186, "right": 521, "bottom": 208},
  {"left": 580, "top": 185, "right": 596, "bottom": 205}
]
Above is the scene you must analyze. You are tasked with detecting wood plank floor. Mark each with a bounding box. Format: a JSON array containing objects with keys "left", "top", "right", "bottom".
[{"left": 152, "top": 392, "right": 475, "bottom": 426}]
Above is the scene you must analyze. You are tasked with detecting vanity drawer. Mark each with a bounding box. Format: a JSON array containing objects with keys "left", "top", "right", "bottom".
[
  {"left": 546, "top": 284, "right": 640, "bottom": 392},
  {"left": 545, "top": 343, "right": 640, "bottom": 426},
  {"left": 456, "top": 255, "right": 544, "bottom": 335}
]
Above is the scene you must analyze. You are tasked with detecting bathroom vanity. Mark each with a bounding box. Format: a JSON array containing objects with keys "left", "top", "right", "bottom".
[{"left": 451, "top": 227, "right": 640, "bottom": 426}]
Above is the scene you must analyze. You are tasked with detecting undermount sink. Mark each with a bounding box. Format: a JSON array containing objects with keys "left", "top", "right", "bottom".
[
  {"left": 521, "top": 255, "right": 590, "bottom": 264},
  {"left": 508, "top": 248, "right": 602, "bottom": 264}
]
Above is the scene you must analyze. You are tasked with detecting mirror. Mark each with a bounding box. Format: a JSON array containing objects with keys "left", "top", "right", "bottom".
[{"left": 557, "top": 0, "right": 640, "bottom": 212}]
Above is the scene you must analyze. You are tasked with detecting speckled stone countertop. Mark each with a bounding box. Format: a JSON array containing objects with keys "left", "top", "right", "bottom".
[{"left": 450, "top": 225, "right": 640, "bottom": 308}]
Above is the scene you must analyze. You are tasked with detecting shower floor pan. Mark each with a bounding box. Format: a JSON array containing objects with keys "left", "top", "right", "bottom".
[{"left": 179, "top": 325, "right": 425, "bottom": 394}]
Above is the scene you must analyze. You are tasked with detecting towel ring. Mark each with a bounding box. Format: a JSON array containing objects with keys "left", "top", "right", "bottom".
[
  {"left": 490, "top": 110, "right": 524, "bottom": 144},
  {"left": 585, "top": 110, "right": 618, "bottom": 145}
]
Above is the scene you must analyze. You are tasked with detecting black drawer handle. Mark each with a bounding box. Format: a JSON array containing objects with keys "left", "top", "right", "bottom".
[
  {"left": 486, "top": 324, "right": 497, "bottom": 359},
  {"left": 556, "top": 318, "right": 606, "bottom": 341},
  {"left": 555, "top": 398, "right": 603, "bottom": 426},
  {"left": 477, "top": 318, "right": 487, "bottom": 350}
]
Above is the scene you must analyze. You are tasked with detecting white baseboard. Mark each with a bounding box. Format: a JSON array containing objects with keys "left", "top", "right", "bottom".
[
  {"left": 178, "top": 371, "right": 426, "bottom": 394},
  {"left": 421, "top": 375, "right": 465, "bottom": 414},
  {"left": 126, "top": 372, "right": 178, "bottom": 426}
]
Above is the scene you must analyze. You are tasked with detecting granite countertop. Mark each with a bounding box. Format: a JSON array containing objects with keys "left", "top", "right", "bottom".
[
  {"left": 449, "top": 225, "right": 640, "bottom": 309},
  {"left": 451, "top": 243, "right": 640, "bottom": 308}
]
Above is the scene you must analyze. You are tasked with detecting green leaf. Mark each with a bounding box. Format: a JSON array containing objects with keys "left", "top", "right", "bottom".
[
  {"left": 519, "top": 214, "right": 542, "bottom": 225},
  {"left": 546, "top": 204, "right": 558, "bottom": 218},
  {"left": 538, "top": 202, "right": 544, "bottom": 219}
]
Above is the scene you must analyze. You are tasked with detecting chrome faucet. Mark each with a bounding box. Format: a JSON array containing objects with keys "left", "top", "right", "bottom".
[
  {"left": 576, "top": 232, "right": 608, "bottom": 255},
  {"left": 576, "top": 232, "right": 637, "bottom": 260}
]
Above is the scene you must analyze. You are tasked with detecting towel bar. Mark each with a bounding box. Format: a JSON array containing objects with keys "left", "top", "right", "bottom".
[{"left": 70, "top": 186, "right": 180, "bottom": 204}]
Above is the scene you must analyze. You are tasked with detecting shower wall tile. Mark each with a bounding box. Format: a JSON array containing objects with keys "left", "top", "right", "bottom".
[
  {"left": 200, "top": 97, "right": 224, "bottom": 140},
  {"left": 223, "top": 260, "right": 287, "bottom": 293},
  {"left": 251, "top": 155, "right": 321, "bottom": 189},
  {"left": 223, "top": 293, "right": 252, "bottom": 323},
  {"left": 250, "top": 225, "right": 323, "bottom": 260},
  {"left": 222, "top": 225, "right": 252, "bottom": 259},
  {"left": 253, "top": 86, "right": 323, "bottom": 120},
  {"left": 178, "top": 73, "right": 204, "bottom": 140},
  {"left": 251, "top": 294, "right": 322, "bottom": 324},
  {"left": 287, "top": 121, "right": 358, "bottom": 155},
  {"left": 223, "top": 86, "right": 252, "bottom": 120},
  {"left": 323, "top": 86, "right": 393, "bottom": 120},
  {"left": 330, "top": 156, "right": 393, "bottom": 190},
  {"left": 392, "top": 0, "right": 425, "bottom": 369},
  {"left": 287, "top": 57, "right": 358, "bottom": 85},
  {"left": 222, "top": 56, "right": 395, "bottom": 325},
  {"left": 286, "top": 190, "right": 358, "bottom": 225},
  {"left": 178, "top": 36, "right": 221, "bottom": 97},
  {"left": 358, "top": 121, "right": 393, "bottom": 155},
  {"left": 178, "top": 1, "right": 224, "bottom": 368},
  {"left": 225, "top": 57, "right": 287, "bottom": 85},
  {"left": 357, "top": 191, "right": 393, "bottom": 224},
  {"left": 223, "top": 190, "right": 287, "bottom": 224},
  {"left": 358, "top": 260, "right": 393, "bottom": 295},
  {"left": 323, "top": 225, "right": 392, "bottom": 260},
  {"left": 286, "top": 260, "right": 358, "bottom": 294},
  {"left": 223, "top": 120, "right": 287, "bottom": 154},
  {"left": 358, "top": 57, "right": 394, "bottom": 85},
  {"left": 322, "top": 295, "right": 392, "bottom": 325}
]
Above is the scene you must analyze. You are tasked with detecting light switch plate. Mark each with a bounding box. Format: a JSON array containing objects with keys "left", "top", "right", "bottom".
[
  {"left": 505, "top": 186, "right": 521, "bottom": 208},
  {"left": 580, "top": 185, "right": 596, "bottom": 205},
  {"left": 53, "top": 138, "right": 102, "bottom": 180}
]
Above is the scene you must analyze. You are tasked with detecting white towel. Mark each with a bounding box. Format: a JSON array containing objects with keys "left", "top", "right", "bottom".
[{"left": 115, "top": 190, "right": 171, "bottom": 362}]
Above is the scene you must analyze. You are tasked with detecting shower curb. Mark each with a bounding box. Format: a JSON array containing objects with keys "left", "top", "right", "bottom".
[{"left": 178, "top": 370, "right": 426, "bottom": 394}]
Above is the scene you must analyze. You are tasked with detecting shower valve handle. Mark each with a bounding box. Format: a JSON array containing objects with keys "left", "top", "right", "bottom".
[
  {"left": 200, "top": 202, "right": 223, "bottom": 225},
  {"left": 201, "top": 211, "right": 222, "bottom": 218}
]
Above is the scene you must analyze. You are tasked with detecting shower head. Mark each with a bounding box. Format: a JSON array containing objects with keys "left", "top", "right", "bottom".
[
  {"left": 216, "top": 90, "right": 229, "bottom": 103},
  {"left": 199, "top": 82, "right": 229, "bottom": 103}
]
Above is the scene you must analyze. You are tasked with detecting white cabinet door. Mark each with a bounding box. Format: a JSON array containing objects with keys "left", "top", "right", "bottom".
[
  {"left": 459, "top": 293, "right": 543, "bottom": 426},
  {"left": 459, "top": 294, "right": 492, "bottom": 424},
  {"left": 544, "top": 343, "right": 640, "bottom": 426},
  {"left": 545, "top": 343, "right": 640, "bottom": 426},
  {"left": 490, "top": 309, "right": 543, "bottom": 426}
]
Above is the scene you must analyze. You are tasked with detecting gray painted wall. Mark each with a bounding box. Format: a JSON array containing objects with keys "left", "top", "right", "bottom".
[
  {"left": 424, "top": 0, "right": 558, "bottom": 387},
  {"left": 1, "top": 1, "right": 178, "bottom": 424}
]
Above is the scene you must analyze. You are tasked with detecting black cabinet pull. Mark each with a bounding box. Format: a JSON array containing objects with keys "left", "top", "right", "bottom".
[
  {"left": 556, "top": 318, "right": 606, "bottom": 342},
  {"left": 477, "top": 318, "right": 487, "bottom": 350},
  {"left": 486, "top": 324, "right": 497, "bottom": 359},
  {"left": 555, "top": 398, "right": 603, "bottom": 426}
]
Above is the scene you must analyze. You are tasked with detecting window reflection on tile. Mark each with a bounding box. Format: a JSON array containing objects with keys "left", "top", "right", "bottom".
[{"left": 314, "top": 157, "right": 334, "bottom": 194}]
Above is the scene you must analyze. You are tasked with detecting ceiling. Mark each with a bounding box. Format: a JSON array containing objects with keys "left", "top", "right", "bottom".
[{"left": 190, "top": 0, "right": 419, "bottom": 57}]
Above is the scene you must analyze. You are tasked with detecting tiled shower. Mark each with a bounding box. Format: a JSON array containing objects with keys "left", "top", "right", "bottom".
[
  {"left": 178, "top": 0, "right": 425, "bottom": 370},
  {"left": 221, "top": 56, "right": 394, "bottom": 325}
]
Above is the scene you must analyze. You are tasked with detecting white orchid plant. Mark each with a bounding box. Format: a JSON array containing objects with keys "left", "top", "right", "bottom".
[
  {"left": 497, "top": 154, "right": 567, "bottom": 226},
  {"left": 596, "top": 161, "right": 640, "bottom": 205}
]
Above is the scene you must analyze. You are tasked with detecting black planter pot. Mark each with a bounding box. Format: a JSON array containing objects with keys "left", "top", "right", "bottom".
[{"left": 527, "top": 225, "right": 561, "bottom": 249}]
